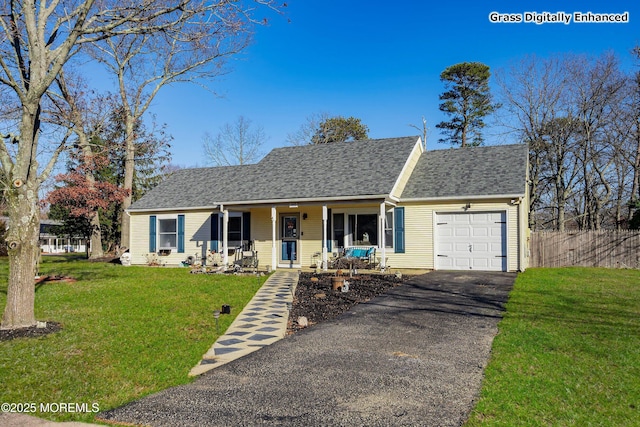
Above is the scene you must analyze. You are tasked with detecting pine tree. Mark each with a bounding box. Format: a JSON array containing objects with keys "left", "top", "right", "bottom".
[{"left": 436, "top": 62, "right": 498, "bottom": 147}]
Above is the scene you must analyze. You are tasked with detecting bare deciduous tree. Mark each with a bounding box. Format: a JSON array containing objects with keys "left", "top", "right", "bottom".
[
  {"left": 48, "top": 71, "right": 117, "bottom": 259},
  {"left": 0, "top": 0, "right": 282, "bottom": 330},
  {"left": 202, "top": 116, "right": 267, "bottom": 166},
  {"left": 409, "top": 116, "right": 429, "bottom": 150},
  {"left": 285, "top": 112, "right": 331, "bottom": 146},
  {"left": 87, "top": 1, "right": 283, "bottom": 249},
  {"left": 498, "top": 52, "right": 633, "bottom": 231}
]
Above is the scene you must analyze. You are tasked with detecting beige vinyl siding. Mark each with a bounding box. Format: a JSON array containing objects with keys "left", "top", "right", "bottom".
[
  {"left": 250, "top": 208, "right": 273, "bottom": 269},
  {"left": 386, "top": 204, "right": 431, "bottom": 269},
  {"left": 129, "top": 210, "right": 212, "bottom": 266},
  {"left": 130, "top": 198, "right": 526, "bottom": 271},
  {"left": 298, "top": 206, "right": 323, "bottom": 268},
  {"left": 388, "top": 200, "right": 522, "bottom": 271}
]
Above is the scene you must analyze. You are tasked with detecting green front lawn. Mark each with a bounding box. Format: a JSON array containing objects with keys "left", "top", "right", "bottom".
[
  {"left": 0, "top": 255, "right": 266, "bottom": 423},
  {"left": 466, "top": 268, "right": 640, "bottom": 426},
  {"left": 3, "top": 258, "right": 638, "bottom": 425}
]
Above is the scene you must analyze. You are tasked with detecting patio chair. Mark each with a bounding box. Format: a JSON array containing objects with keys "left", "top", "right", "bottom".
[
  {"left": 233, "top": 249, "right": 258, "bottom": 272},
  {"left": 334, "top": 246, "right": 376, "bottom": 270}
]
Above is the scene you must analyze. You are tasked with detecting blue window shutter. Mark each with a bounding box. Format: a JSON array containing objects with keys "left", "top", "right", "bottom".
[
  {"left": 242, "top": 212, "right": 251, "bottom": 242},
  {"left": 394, "top": 207, "right": 405, "bottom": 253},
  {"left": 326, "top": 209, "right": 332, "bottom": 252},
  {"left": 177, "top": 215, "right": 185, "bottom": 253},
  {"left": 210, "top": 214, "right": 219, "bottom": 251},
  {"left": 149, "top": 216, "right": 157, "bottom": 252}
]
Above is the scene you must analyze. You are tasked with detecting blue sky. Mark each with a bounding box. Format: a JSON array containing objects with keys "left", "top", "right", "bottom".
[{"left": 149, "top": 0, "right": 640, "bottom": 167}]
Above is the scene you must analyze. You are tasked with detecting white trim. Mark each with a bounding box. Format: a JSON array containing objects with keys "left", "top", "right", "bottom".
[
  {"left": 278, "top": 263, "right": 302, "bottom": 269},
  {"left": 518, "top": 196, "right": 527, "bottom": 271},
  {"left": 127, "top": 194, "right": 391, "bottom": 213},
  {"left": 330, "top": 207, "right": 397, "bottom": 253},
  {"left": 322, "top": 205, "right": 328, "bottom": 270},
  {"left": 156, "top": 215, "right": 179, "bottom": 250},
  {"left": 128, "top": 205, "right": 219, "bottom": 213},
  {"left": 389, "top": 137, "right": 423, "bottom": 197},
  {"left": 271, "top": 206, "right": 277, "bottom": 270},
  {"left": 379, "top": 202, "right": 387, "bottom": 269},
  {"left": 401, "top": 194, "right": 525, "bottom": 203},
  {"left": 222, "top": 207, "right": 229, "bottom": 267}
]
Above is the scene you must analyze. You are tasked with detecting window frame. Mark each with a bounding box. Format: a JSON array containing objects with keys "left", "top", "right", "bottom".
[
  {"left": 157, "top": 216, "right": 178, "bottom": 250},
  {"left": 216, "top": 212, "right": 244, "bottom": 246},
  {"left": 331, "top": 208, "right": 396, "bottom": 251}
]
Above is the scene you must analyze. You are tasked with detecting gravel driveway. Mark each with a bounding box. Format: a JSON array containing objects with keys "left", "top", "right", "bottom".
[{"left": 101, "top": 271, "right": 516, "bottom": 426}]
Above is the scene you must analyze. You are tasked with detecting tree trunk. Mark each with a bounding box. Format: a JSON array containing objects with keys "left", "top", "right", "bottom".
[
  {"left": 90, "top": 211, "right": 104, "bottom": 258},
  {"left": 1, "top": 183, "right": 40, "bottom": 330},
  {"left": 1, "top": 105, "right": 43, "bottom": 330},
  {"left": 77, "top": 138, "right": 105, "bottom": 259},
  {"left": 119, "top": 116, "right": 136, "bottom": 250}
]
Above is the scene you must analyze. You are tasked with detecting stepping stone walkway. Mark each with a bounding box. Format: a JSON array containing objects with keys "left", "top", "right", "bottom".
[{"left": 189, "top": 270, "right": 299, "bottom": 376}]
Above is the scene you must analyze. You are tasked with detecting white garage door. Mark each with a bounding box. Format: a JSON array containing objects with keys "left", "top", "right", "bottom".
[{"left": 435, "top": 212, "right": 507, "bottom": 271}]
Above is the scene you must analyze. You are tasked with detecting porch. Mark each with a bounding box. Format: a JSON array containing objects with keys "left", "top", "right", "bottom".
[{"left": 208, "top": 202, "right": 404, "bottom": 272}]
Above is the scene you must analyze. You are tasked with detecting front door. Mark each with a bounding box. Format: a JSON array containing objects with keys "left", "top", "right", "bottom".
[{"left": 280, "top": 214, "right": 300, "bottom": 267}]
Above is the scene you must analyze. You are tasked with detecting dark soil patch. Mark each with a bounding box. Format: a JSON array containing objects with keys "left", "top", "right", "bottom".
[
  {"left": 287, "top": 272, "right": 405, "bottom": 334},
  {"left": 35, "top": 275, "right": 77, "bottom": 284},
  {"left": 0, "top": 321, "right": 62, "bottom": 342}
]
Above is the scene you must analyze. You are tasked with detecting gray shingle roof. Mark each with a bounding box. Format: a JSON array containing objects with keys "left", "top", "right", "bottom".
[
  {"left": 400, "top": 144, "right": 528, "bottom": 199},
  {"left": 129, "top": 136, "right": 420, "bottom": 211}
]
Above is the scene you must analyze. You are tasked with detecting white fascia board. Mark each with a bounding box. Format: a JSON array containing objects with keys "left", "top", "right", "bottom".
[
  {"left": 389, "top": 137, "right": 423, "bottom": 198},
  {"left": 127, "top": 205, "right": 220, "bottom": 214},
  {"left": 400, "top": 194, "right": 525, "bottom": 203},
  {"left": 126, "top": 194, "right": 394, "bottom": 213},
  {"left": 213, "top": 194, "right": 390, "bottom": 207}
]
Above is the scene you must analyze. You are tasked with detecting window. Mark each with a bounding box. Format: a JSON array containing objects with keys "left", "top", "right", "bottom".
[
  {"left": 228, "top": 216, "right": 242, "bottom": 243},
  {"left": 158, "top": 218, "right": 177, "bottom": 249},
  {"left": 347, "top": 213, "right": 378, "bottom": 246},
  {"left": 332, "top": 209, "right": 401, "bottom": 250},
  {"left": 212, "top": 212, "right": 249, "bottom": 249},
  {"left": 385, "top": 211, "right": 393, "bottom": 248},
  {"left": 333, "top": 213, "right": 344, "bottom": 250}
]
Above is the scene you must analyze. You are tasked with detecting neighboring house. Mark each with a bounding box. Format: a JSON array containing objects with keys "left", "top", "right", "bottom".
[
  {"left": 127, "top": 136, "right": 530, "bottom": 272},
  {"left": 0, "top": 217, "right": 87, "bottom": 253},
  {"left": 39, "top": 219, "right": 87, "bottom": 254}
]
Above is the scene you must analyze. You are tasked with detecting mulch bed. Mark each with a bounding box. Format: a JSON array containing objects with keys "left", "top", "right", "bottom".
[
  {"left": 0, "top": 321, "right": 62, "bottom": 342},
  {"left": 287, "top": 272, "right": 405, "bottom": 334}
]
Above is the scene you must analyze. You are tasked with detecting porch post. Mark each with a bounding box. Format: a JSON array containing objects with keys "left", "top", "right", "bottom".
[
  {"left": 271, "top": 206, "right": 277, "bottom": 271},
  {"left": 322, "top": 205, "right": 328, "bottom": 270},
  {"left": 222, "top": 205, "right": 229, "bottom": 268},
  {"left": 379, "top": 202, "right": 386, "bottom": 270}
]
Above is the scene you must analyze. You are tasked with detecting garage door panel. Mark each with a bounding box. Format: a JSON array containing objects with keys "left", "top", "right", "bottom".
[
  {"left": 474, "top": 242, "right": 489, "bottom": 252},
  {"left": 454, "top": 258, "right": 471, "bottom": 269},
  {"left": 436, "top": 211, "right": 507, "bottom": 272},
  {"left": 454, "top": 242, "right": 470, "bottom": 251},
  {"left": 454, "top": 228, "right": 470, "bottom": 237}
]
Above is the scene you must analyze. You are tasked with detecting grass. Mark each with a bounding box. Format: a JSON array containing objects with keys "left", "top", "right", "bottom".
[
  {"left": 0, "top": 254, "right": 266, "bottom": 423},
  {"left": 466, "top": 268, "right": 640, "bottom": 426}
]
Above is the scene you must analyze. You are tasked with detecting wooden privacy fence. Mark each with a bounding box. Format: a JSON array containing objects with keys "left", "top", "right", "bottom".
[{"left": 530, "top": 230, "right": 640, "bottom": 269}]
